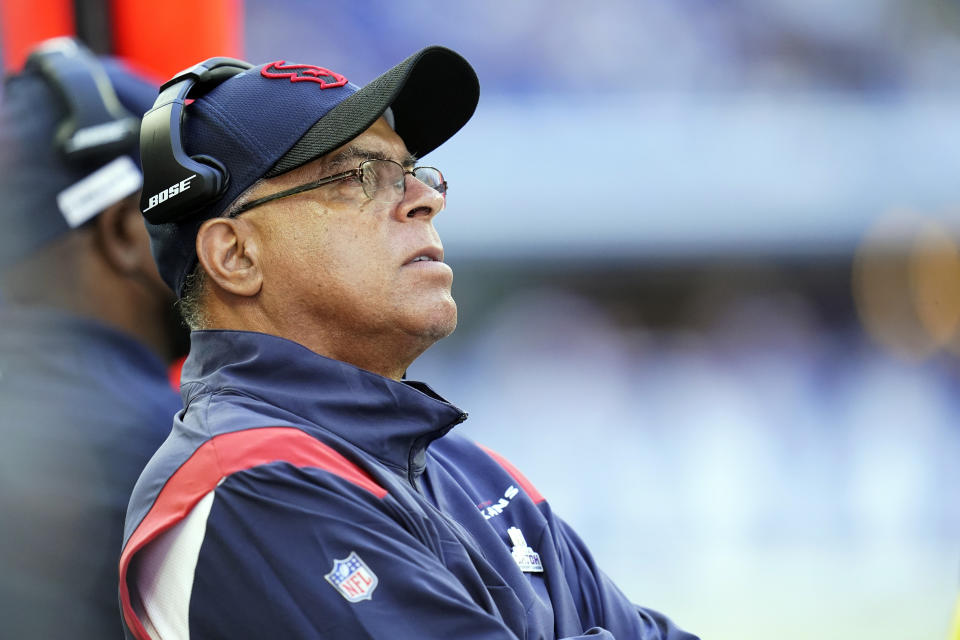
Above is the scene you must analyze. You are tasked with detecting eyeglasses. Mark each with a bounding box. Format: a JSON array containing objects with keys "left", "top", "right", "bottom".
[{"left": 230, "top": 158, "right": 447, "bottom": 217}]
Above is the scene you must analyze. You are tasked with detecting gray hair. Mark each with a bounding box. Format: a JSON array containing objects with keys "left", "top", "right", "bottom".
[{"left": 176, "top": 264, "right": 209, "bottom": 331}]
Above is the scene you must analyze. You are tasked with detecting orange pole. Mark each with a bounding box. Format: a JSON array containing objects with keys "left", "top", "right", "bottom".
[
  {"left": 0, "top": 0, "right": 75, "bottom": 72},
  {"left": 110, "top": 0, "right": 243, "bottom": 82}
]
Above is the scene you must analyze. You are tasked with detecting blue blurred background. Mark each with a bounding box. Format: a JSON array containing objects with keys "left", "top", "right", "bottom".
[{"left": 239, "top": 2, "right": 960, "bottom": 638}]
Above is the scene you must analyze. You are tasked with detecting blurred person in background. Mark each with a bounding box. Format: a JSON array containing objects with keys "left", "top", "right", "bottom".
[
  {"left": 118, "top": 47, "right": 698, "bottom": 639},
  {"left": 0, "top": 37, "right": 185, "bottom": 638}
]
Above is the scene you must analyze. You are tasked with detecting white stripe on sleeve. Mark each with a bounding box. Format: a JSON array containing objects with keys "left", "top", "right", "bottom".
[{"left": 131, "top": 490, "right": 216, "bottom": 640}]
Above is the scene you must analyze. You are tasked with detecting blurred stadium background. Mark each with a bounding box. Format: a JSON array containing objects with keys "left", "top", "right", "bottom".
[{"left": 4, "top": 1, "right": 960, "bottom": 638}]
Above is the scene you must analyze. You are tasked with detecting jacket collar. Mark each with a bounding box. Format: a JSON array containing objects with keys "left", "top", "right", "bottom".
[{"left": 181, "top": 330, "right": 467, "bottom": 477}]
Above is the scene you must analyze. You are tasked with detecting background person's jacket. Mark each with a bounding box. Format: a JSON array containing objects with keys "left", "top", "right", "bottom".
[
  {"left": 0, "top": 307, "right": 179, "bottom": 638},
  {"left": 120, "top": 329, "right": 698, "bottom": 639}
]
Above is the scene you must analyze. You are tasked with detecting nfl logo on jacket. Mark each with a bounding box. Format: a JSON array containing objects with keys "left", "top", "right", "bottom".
[{"left": 325, "top": 551, "right": 379, "bottom": 602}]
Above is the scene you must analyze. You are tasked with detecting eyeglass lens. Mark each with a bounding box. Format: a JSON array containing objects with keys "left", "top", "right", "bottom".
[{"left": 360, "top": 159, "right": 445, "bottom": 203}]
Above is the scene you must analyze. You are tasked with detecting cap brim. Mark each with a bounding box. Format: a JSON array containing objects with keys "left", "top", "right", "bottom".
[{"left": 266, "top": 45, "right": 479, "bottom": 177}]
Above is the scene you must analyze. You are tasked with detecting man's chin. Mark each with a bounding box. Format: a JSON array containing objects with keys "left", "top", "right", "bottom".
[
  {"left": 408, "top": 299, "right": 458, "bottom": 344},
  {"left": 425, "top": 318, "right": 457, "bottom": 343}
]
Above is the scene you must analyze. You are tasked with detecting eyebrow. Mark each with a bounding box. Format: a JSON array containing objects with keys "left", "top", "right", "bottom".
[{"left": 324, "top": 145, "right": 418, "bottom": 174}]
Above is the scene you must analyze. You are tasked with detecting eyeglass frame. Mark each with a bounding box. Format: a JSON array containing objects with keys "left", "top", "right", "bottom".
[{"left": 228, "top": 158, "right": 447, "bottom": 217}]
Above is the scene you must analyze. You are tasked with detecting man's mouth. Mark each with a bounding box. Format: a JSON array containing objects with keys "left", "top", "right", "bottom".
[{"left": 405, "top": 247, "right": 444, "bottom": 265}]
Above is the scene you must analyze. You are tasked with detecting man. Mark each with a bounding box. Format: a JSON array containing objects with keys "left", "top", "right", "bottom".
[
  {"left": 0, "top": 38, "right": 184, "bottom": 638},
  {"left": 120, "top": 47, "right": 697, "bottom": 639}
]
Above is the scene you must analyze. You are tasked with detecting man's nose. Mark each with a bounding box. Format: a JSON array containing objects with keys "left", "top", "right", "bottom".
[{"left": 398, "top": 173, "right": 445, "bottom": 221}]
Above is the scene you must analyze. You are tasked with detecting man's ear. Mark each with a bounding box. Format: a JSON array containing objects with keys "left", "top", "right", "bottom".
[
  {"left": 92, "top": 196, "right": 151, "bottom": 274},
  {"left": 195, "top": 217, "right": 263, "bottom": 298}
]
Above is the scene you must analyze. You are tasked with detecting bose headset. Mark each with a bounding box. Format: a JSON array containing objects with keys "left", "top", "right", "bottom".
[
  {"left": 138, "top": 57, "right": 253, "bottom": 225},
  {"left": 24, "top": 37, "right": 139, "bottom": 165}
]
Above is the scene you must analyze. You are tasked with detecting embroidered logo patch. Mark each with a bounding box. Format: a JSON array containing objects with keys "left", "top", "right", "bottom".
[
  {"left": 508, "top": 527, "right": 543, "bottom": 573},
  {"left": 324, "top": 551, "right": 378, "bottom": 602},
  {"left": 261, "top": 61, "right": 348, "bottom": 88}
]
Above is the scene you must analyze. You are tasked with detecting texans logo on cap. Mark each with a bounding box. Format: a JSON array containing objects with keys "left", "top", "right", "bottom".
[{"left": 261, "top": 61, "right": 347, "bottom": 88}]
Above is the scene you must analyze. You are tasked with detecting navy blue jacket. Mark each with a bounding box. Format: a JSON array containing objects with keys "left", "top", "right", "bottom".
[
  {"left": 0, "top": 307, "right": 179, "bottom": 638},
  {"left": 121, "top": 330, "right": 698, "bottom": 639}
]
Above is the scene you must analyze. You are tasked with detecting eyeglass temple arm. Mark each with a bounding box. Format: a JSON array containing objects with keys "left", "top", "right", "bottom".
[{"left": 230, "top": 168, "right": 360, "bottom": 216}]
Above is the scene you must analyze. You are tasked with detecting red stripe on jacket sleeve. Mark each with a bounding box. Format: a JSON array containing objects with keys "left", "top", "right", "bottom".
[
  {"left": 119, "top": 426, "right": 387, "bottom": 640},
  {"left": 477, "top": 444, "right": 545, "bottom": 504}
]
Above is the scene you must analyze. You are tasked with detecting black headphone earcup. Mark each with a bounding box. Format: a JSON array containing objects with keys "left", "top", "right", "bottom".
[
  {"left": 139, "top": 58, "right": 252, "bottom": 225},
  {"left": 140, "top": 152, "right": 228, "bottom": 225}
]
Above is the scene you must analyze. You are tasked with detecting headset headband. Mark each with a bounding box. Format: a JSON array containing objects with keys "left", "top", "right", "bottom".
[
  {"left": 139, "top": 57, "right": 253, "bottom": 224},
  {"left": 25, "top": 37, "right": 139, "bottom": 165}
]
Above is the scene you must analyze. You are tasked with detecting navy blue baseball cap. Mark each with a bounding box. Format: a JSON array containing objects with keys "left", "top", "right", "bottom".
[
  {"left": 0, "top": 37, "right": 156, "bottom": 270},
  {"left": 143, "top": 45, "right": 480, "bottom": 297}
]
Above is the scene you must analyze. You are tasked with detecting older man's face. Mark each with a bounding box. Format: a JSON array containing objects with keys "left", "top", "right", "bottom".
[{"left": 244, "top": 117, "right": 456, "bottom": 362}]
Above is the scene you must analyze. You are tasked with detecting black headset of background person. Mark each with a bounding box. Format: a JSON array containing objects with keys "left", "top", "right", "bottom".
[{"left": 24, "top": 37, "right": 141, "bottom": 166}]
